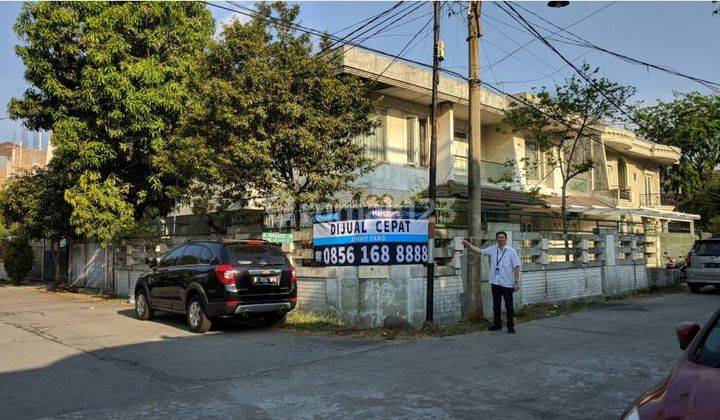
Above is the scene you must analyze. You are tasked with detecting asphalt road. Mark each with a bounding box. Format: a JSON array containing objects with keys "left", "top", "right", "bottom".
[{"left": 1, "top": 282, "right": 718, "bottom": 419}]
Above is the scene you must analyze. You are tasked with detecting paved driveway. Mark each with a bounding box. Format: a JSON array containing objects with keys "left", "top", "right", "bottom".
[{"left": 1, "top": 283, "right": 718, "bottom": 419}]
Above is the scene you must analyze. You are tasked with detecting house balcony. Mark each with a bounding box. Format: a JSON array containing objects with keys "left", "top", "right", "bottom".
[
  {"left": 453, "top": 158, "right": 517, "bottom": 187},
  {"left": 640, "top": 193, "right": 662, "bottom": 208},
  {"left": 595, "top": 187, "right": 632, "bottom": 207}
]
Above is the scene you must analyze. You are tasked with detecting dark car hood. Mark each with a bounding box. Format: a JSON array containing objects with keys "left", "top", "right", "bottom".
[{"left": 638, "top": 354, "right": 720, "bottom": 419}]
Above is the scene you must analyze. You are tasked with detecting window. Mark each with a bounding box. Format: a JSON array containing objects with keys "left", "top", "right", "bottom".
[
  {"left": 197, "top": 246, "right": 213, "bottom": 264},
  {"left": 224, "top": 244, "right": 288, "bottom": 265},
  {"left": 692, "top": 241, "right": 720, "bottom": 256},
  {"left": 453, "top": 130, "right": 469, "bottom": 181},
  {"left": 525, "top": 141, "right": 540, "bottom": 181},
  {"left": 356, "top": 110, "right": 386, "bottom": 162},
  {"left": 406, "top": 116, "right": 417, "bottom": 164},
  {"left": 177, "top": 245, "right": 200, "bottom": 266},
  {"left": 159, "top": 247, "right": 185, "bottom": 268},
  {"left": 696, "top": 316, "right": 720, "bottom": 368},
  {"left": 419, "top": 118, "right": 428, "bottom": 167},
  {"left": 404, "top": 116, "right": 429, "bottom": 167}
]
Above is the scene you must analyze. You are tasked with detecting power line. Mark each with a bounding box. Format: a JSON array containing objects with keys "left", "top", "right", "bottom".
[
  {"left": 204, "top": 1, "right": 470, "bottom": 81},
  {"left": 309, "top": 1, "right": 414, "bottom": 61},
  {"left": 482, "top": 1, "right": 616, "bottom": 72},
  {"left": 370, "top": 6, "right": 437, "bottom": 84},
  {"left": 494, "top": 50, "right": 597, "bottom": 85},
  {"left": 508, "top": 1, "right": 720, "bottom": 92},
  {"left": 497, "top": 2, "right": 644, "bottom": 129}
]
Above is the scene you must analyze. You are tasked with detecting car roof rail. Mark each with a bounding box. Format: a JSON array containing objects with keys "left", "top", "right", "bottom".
[
  {"left": 182, "top": 238, "right": 213, "bottom": 244},
  {"left": 221, "top": 239, "right": 281, "bottom": 246}
]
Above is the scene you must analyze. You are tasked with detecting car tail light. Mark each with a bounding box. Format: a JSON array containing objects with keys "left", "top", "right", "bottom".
[
  {"left": 290, "top": 264, "right": 297, "bottom": 283},
  {"left": 215, "top": 264, "right": 238, "bottom": 292},
  {"left": 244, "top": 240, "right": 265, "bottom": 246}
]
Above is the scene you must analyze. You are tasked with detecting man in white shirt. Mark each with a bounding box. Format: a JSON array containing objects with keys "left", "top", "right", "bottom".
[{"left": 463, "top": 231, "right": 521, "bottom": 333}]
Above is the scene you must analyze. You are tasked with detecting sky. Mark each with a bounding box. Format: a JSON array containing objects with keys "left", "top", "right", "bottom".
[{"left": 1, "top": 1, "right": 719, "bottom": 145}]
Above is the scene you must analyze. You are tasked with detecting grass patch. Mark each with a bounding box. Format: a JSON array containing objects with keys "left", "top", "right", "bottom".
[{"left": 279, "top": 310, "right": 491, "bottom": 340}]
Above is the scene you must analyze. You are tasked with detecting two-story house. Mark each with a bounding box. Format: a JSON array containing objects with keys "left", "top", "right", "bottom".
[{"left": 336, "top": 46, "right": 699, "bottom": 240}]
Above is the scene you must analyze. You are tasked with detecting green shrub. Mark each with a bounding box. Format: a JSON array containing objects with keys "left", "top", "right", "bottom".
[{"left": 3, "top": 236, "right": 35, "bottom": 284}]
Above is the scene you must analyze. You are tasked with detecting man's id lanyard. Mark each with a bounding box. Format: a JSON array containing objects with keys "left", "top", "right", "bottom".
[{"left": 495, "top": 248, "right": 507, "bottom": 275}]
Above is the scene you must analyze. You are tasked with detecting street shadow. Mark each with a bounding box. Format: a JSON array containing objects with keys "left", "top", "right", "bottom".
[
  {"left": 1, "top": 316, "right": 380, "bottom": 418},
  {"left": 0, "top": 279, "right": 52, "bottom": 288},
  {"left": 692, "top": 285, "right": 720, "bottom": 295},
  {"left": 116, "top": 308, "right": 268, "bottom": 333}
]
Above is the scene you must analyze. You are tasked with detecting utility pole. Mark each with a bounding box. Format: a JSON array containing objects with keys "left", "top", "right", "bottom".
[
  {"left": 426, "top": 0, "right": 441, "bottom": 324},
  {"left": 466, "top": 1, "right": 483, "bottom": 319}
]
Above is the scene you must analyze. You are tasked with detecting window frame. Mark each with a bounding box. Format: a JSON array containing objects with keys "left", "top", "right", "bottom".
[
  {"left": 524, "top": 140, "right": 541, "bottom": 181},
  {"left": 159, "top": 246, "right": 185, "bottom": 268},
  {"left": 405, "top": 114, "right": 419, "bottom": 166},
  {"left": 357, "top": 108, "right": 387, "bottom": 163}
]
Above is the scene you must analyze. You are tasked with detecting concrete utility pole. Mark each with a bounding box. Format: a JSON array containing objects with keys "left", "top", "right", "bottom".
[
  {"left": 426, "top": 0, "right": 441, "bottom": 324},
  {"left": 466, "top": 1, "right": 483, "bottom": 319}
]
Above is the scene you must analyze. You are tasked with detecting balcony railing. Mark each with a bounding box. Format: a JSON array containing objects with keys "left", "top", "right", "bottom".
[
  {"left": 606, "top": 186, "right": 631, "bottom": 201},
  {"left": 640, "top": 193, "right": 662, "bottom": 208},
  {"left": 453, "top": 158, "right": 515, "bottom": 184}
]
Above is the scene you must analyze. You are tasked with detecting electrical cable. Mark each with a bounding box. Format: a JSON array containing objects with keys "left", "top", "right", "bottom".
[
  {"left": 507, "top": 1, "right": 720, "bottom": 92},
  {"left": 484, "top": 2, "right": 616, "bottom": 72},
  {"left": 497, "top": 2, "right": 646, "bottom": 130},
  {"left": 204, "top": 1, "right": 470, "bottom": 81}
]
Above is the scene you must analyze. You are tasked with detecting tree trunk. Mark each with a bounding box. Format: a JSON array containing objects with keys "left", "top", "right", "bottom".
[
  {"left": 51, "top": 239, "right": 64, "bottom": 290},
  {"left": 561, "top": 184, "right": 570, "bottom": 262},
  {"left": 293, "top": 202, "right": 301, "bottom": 231}
]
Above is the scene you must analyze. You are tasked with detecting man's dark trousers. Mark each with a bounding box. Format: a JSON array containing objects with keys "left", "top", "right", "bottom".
[{"left": 491, "top": 283, "right": 514, "bottom": 330}]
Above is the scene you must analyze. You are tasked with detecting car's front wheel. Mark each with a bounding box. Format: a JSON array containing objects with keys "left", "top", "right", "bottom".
[
  {"left": 688, "top": 283, "right": 703, "bottom": 293},
  {"left": 135, "top": 290, "right": 154, "bottom": 321},
  {"left": 187, "top": 295, "right": 212, "bottom": 333}
]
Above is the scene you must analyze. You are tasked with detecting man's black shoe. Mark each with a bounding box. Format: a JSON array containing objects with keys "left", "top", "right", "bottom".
[
  {"left": 488, "top": 325, "right": 502, "bottom": 331},
  {"left": 507, "top": 328, "right": 516, "bottom": 334}
]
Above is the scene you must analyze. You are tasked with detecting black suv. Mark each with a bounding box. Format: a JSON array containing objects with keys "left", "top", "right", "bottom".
[{"left": 134, "top": 240, "right": 297, "bottom": 333}]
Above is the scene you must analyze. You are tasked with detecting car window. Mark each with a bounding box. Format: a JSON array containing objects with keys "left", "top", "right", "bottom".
[
  {"left": 197, "top": 246, "right": 213, "bottom": 264},
  {"left": 697, "top": 317, "right": 720, "bottom": 368},
  {"left": 692, "top": 241, "right": 720, "bottom": 256},
  {"left": 159, "top": 247, "right": 185, "bottom": 268},
  {"left": 177, "top": 245, "right": 200, "bottom": 266},
  {"left": 224, "top": 243, "right": 287, "bottom": 265}
]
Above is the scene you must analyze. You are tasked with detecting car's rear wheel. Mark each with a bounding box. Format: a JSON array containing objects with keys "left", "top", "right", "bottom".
[
  {"left": 135, "top": 290, "right": 154, "bottom": 321},
  {"left": 688, "top": 283, "right": 703, "bottom": 293},
  {"left": 260, "top": 313, "right": 287, "bottom": 327},
  {"left": 187, "top": 295, "right": 212, "bottom": 333}
]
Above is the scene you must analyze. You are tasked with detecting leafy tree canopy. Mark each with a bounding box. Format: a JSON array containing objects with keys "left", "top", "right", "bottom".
[
  {"left": 179, "top": 2, "right": 377, "bottom": 228},
  {"left": 634, "top": 92, "right": 720, "bottom": 219},
  {"left": 8, "top": 2, "right": 214, "bottom": 244},
  {"left": 503, "top": 66, "right": 635, "bottom": 259}
]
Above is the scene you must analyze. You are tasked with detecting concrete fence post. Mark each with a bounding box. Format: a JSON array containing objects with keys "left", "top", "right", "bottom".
[{"left": 540, "top": 237, "right": 549, "bottom": 266}]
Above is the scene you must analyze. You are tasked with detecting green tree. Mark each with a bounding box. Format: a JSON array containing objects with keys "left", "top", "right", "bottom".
[
  {"left": 634, "top": 93, "right": 720, "bottom": 221},
  {"left": 8, "top": 2, "right": 214, "bottom": 245},
  {"left": 180, "top": 2, "right": 377, "bottom": 229},
  {"left": 503, "top": 66, "right": 635, "bottom": 259},
  {"left": 0, "top": 163, "right": 74, "bottom": 288},
  {"left": 707, "top": 215, "right": 720, "bottom": 237},
  {"left": 2, "top": 235, "right": 35, "bottom": 285}
]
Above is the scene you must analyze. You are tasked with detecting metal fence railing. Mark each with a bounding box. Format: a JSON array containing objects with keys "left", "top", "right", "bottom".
[{"left": 435, "top": 201, "right": 640, "bottom": 233}]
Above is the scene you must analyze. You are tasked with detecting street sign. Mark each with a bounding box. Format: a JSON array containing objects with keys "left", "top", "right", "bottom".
[
  {"left": 312, "top": 208, "right": 429, "bottom": 267},
  {"left": 261, "top": 232, "right": 294, "bottom": 244}
]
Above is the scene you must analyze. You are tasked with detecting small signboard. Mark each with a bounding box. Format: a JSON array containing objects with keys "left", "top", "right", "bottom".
[
  {"left": 312, "top": 208, "right": 429, "bottom": 267},
  {"left": 261, "top": 232, "right": 294, "bottom": 244}
]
